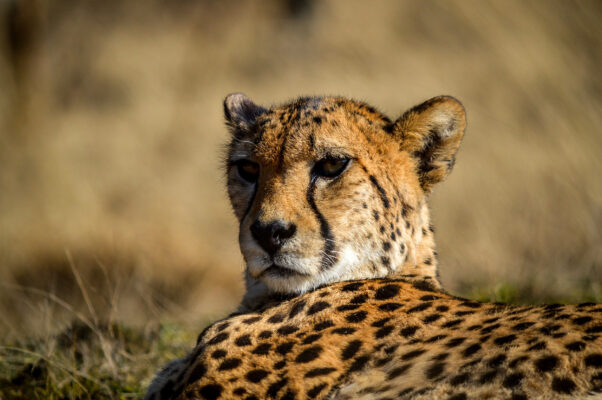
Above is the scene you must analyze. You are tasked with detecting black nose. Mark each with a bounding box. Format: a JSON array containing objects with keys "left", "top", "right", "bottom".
[{"left": 250, "top": 220, "right": 297, "bottom": 256}]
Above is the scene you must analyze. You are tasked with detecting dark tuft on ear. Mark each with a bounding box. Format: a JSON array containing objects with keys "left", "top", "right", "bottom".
[
  {"left": 391, "top": 96, "right": 466, "bottom": 193},
  {"left": 224, "top": 93, "right": 267, "bottom": 135}
]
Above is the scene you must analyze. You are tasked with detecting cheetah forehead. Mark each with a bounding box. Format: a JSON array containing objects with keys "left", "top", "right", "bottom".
[{"left": 229, "top": 96, "right": 393, "bottom": 162}]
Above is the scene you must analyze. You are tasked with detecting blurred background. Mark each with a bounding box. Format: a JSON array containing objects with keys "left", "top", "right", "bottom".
[{"left": 1, "top": 0, "right": 601, "bottom": 341}]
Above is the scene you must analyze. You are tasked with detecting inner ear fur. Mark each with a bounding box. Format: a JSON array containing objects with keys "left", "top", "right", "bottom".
[
  {"left": 391, "top": 96, "right": 466, "bottom": 193},
  {"left": 224, "top": 92, "right": 267, "bottom": 135}
]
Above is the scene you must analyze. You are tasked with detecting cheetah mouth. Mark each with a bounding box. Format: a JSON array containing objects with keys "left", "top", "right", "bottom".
[{"left": 263, "top": 264, "right": 310, "bottom": 278}]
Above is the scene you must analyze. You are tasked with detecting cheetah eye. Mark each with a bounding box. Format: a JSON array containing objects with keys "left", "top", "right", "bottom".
[
  {"left": 235, "top": 160, "right": 259, "bottom": 183},
  {"left": 313, "top": 157, "right": 350, "bottom": 179}
]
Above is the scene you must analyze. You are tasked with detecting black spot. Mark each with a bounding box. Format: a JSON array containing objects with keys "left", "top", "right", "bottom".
[
  {"left": 258, "top": 330, "right": 272, "bottom": 339},
  {"left": 446, "top": 337, "right": 466, "bottom": 348},
  {"left": 348, "top": 355, "right": 370, "bottom": 373},
  {"left": 252, "top": 343, "right": 272, "bottom": 355},
  {"left": 199, "top": 384, "right": 223, "bottom": 400},
  {"left": 423, "top": 313, "right": 442, "bottom": 324},
  {"left": 295, "top": 345, "right": 322, "bottom": 363},
  {"left": 573, "top": 316, "right": 593, "bottom": 325},
  {"left": 401, "top": 349, "right": 426, "bottom": 360},
  {"left": 218, "top": 358, "right": 241, "bottom": 371},
  {"left": 233, "top": 388, "right": 245, "bottom": 396},
  {"left": 534, "top": 355, "right": 558, "bottom": 372},
  {"left": 350, "top": 294, "right": 368, "bottom": 304},
  {"left": 585, "top": 353, "right": 602, "bottom": 368},
  {"left": 455, "top": 310, "right": 475, "bottom": 316},
  {"left": 448, "top": 393, "right": 467, "bottom": 400},
  {"left": 442, "top": 319, "right": 463, "bottom": 328},
  {"left": 346, "top": 311, "right": 368, "bottom": 323},
  {"left": 268, "top": 313, "right": 285, "bottom": 324},
  {"left": 266, "top": 378, "right": 288, "bottom": 398},
  {"left": 375, "top": 325, "right": 395, "bottom": 339},
  {"left": 306, "top": 301, "right": 330, "bottom": 315},
  {"left": 211, "top": 349, "right": 226, "bottom": 359},
  {"left": 462, "top": 343, "right": 481, "bottom": 357},
  {"left": 235, "top": 334, "right": 252, "bottom": 346},
  {"left": 539, "top": 324, "right": 561, "bottom": 335},
  {"left": 371, "top": 317, "right": 391, "bottom": 327},
  {"left": 243, "top": 316, "right": 261, "bottom": 324},
  {"left": 390, "top": 232, "right": 396, "bottom": 241},
  {"left": 460, "top": 301, "right": 482, "bottom": 308},
  {"left": 305, "top": 367, "right": 336, "bottom": 378},
  {"left": 379, "top": 302, "right": 403, "bottom": 311},
  {"left": 276, "top": 341, "right": 295, "bottom": 355},
  {"left": 388, "top": 364, "right": 411, "bottom": 379},
  {"left": 450, "top": 372, "right": 470, "bottom": 386},
  {"left": 208, "top": 332, "right": 229, "bottom": 345},
  {"left": 509, "top": 356, "right": 529, "bottom": 368},
  {"left": 512, "top": 322, "right": 535, "bottom": 331},
  {"left": 480, "top": 323, "right": 501, "bottom": 334},
  {"left": 289, "top": 300, "right": 307, "bottom": 319},
  {"left": 373, "top": 210, "right": 379, "bottom": 220},
  {"left": 246, "top": 369, "right": 269, "bottom": 383},
  {"left": 342, "top": 282, "right": 363, "bottom": 291},
  {"left": 307, "top": 383, "right": 327, "bottom": 398},
  {"left": 381, "top": 256, "right": 391, "bottom": 267},
  {"left": 511, "top": 394, "right": 528, "bottom": 400},
  {"left": 503, "top": 372, "right": 524, "bottom": 388},
  {"left": 467, "top": 324, "right": 482, "bottom": 331},
  {"left": 527, "top": 341, "right": 547, "bottom": 351},
  {"left": 312, "top": 116, "right": 322, "bottom": 124},
  {"left": 487, "top": 354, "right": 506, "bottom": 367},
  {"left": 494, "top": 334, "right": 516, "bottom": 346},
  {"left": 274, "top": 360, "right": 286, "bottom": 369},
  {"left": 408, "top": 302, "right": 432, "bottom": 313},
  {"left": 425, "top": 334, "right": 447, "bottom": 343},
  {"left": 375, "top": 284, "right": 400, "bottom": 300},
  {"left": 332, "top": 327, "right": 356, "bottom": 335},
  {"left": 552, "top": 377, "right": 576, "bottom": 394},
  {"left": 384, "top": 344, "right": 399, "bottom": 354},
  {"left": 565, "top": 341, "right": 586, "bottom": 352},
  {"left": 587, "top": 325, "right": 602, "bottom": 334},
  {"left": 303, "top": 333, "right": 322, "bottom": 344},
  {"left": 314, "top": 320, "right": 334, "bottom": 330},
  {"left": 383, "top": 242, "right": 391, "bottom": 251},
  {"left": 337, "top": 304, "right": 360, "bottom": 312},
  {"left": 400, "top": 325, "right": 419, "bottom": 337},
  {"left": 342, "top": 340, "right": 363, "bottom": 360},
  {"left": 432, "top": 353, "right": 450, "bottom": 361},
  {"left": 426, "top": 362, "right": 445, "bottom": 379}
]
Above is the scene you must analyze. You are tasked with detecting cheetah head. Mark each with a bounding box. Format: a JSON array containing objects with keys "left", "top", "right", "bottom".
[{"left": 224, "top": 94, "right": 466, "bottom": 302}]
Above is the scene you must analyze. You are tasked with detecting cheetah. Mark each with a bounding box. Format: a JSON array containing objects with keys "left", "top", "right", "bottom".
[{"left": 146, "top": 94, "right": 601, "bottom": 399}]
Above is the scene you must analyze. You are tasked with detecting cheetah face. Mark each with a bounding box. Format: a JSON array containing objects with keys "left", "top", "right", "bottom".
[{"left": 224, "top": 94, "right": 465, "bottom": 295}]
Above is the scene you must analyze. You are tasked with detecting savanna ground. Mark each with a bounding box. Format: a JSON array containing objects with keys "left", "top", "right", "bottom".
[{"left": 0, "top": 1, "right": 600, "bottom": 398}]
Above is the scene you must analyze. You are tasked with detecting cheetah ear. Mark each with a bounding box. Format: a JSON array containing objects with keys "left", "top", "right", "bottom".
[
  {"left": 224, "top": 93, "right": 267, "bottom": 135},
  {"left": 391, "top": 96, "right": 466, "bottom": 194}
]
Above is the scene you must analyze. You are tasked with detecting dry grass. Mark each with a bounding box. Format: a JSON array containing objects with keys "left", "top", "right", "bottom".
[{"left": 0, "top": 0, "right": 600, "bottom": 396}]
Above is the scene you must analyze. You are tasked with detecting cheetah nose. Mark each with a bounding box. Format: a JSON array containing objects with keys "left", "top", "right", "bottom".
[{"left": 250, "top": 220, "right": 297, "bottom": 256}]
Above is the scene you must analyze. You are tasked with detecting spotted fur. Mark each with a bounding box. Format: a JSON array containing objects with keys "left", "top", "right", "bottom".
[{"left": 146, "top": 95, "right": 601, "bottom": 399}]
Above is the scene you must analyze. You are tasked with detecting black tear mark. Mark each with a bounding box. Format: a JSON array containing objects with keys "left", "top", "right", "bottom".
[
  {"left": 307, "top": 176, "right": 337, "bottom": 270},
  {"left": 368, "top": 175, "right": 390, "bottom": 209}
]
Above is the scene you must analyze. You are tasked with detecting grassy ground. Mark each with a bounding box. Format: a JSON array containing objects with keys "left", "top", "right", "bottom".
[{"left": 0, "top": 1, "right": 600, "bottom": 397}]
